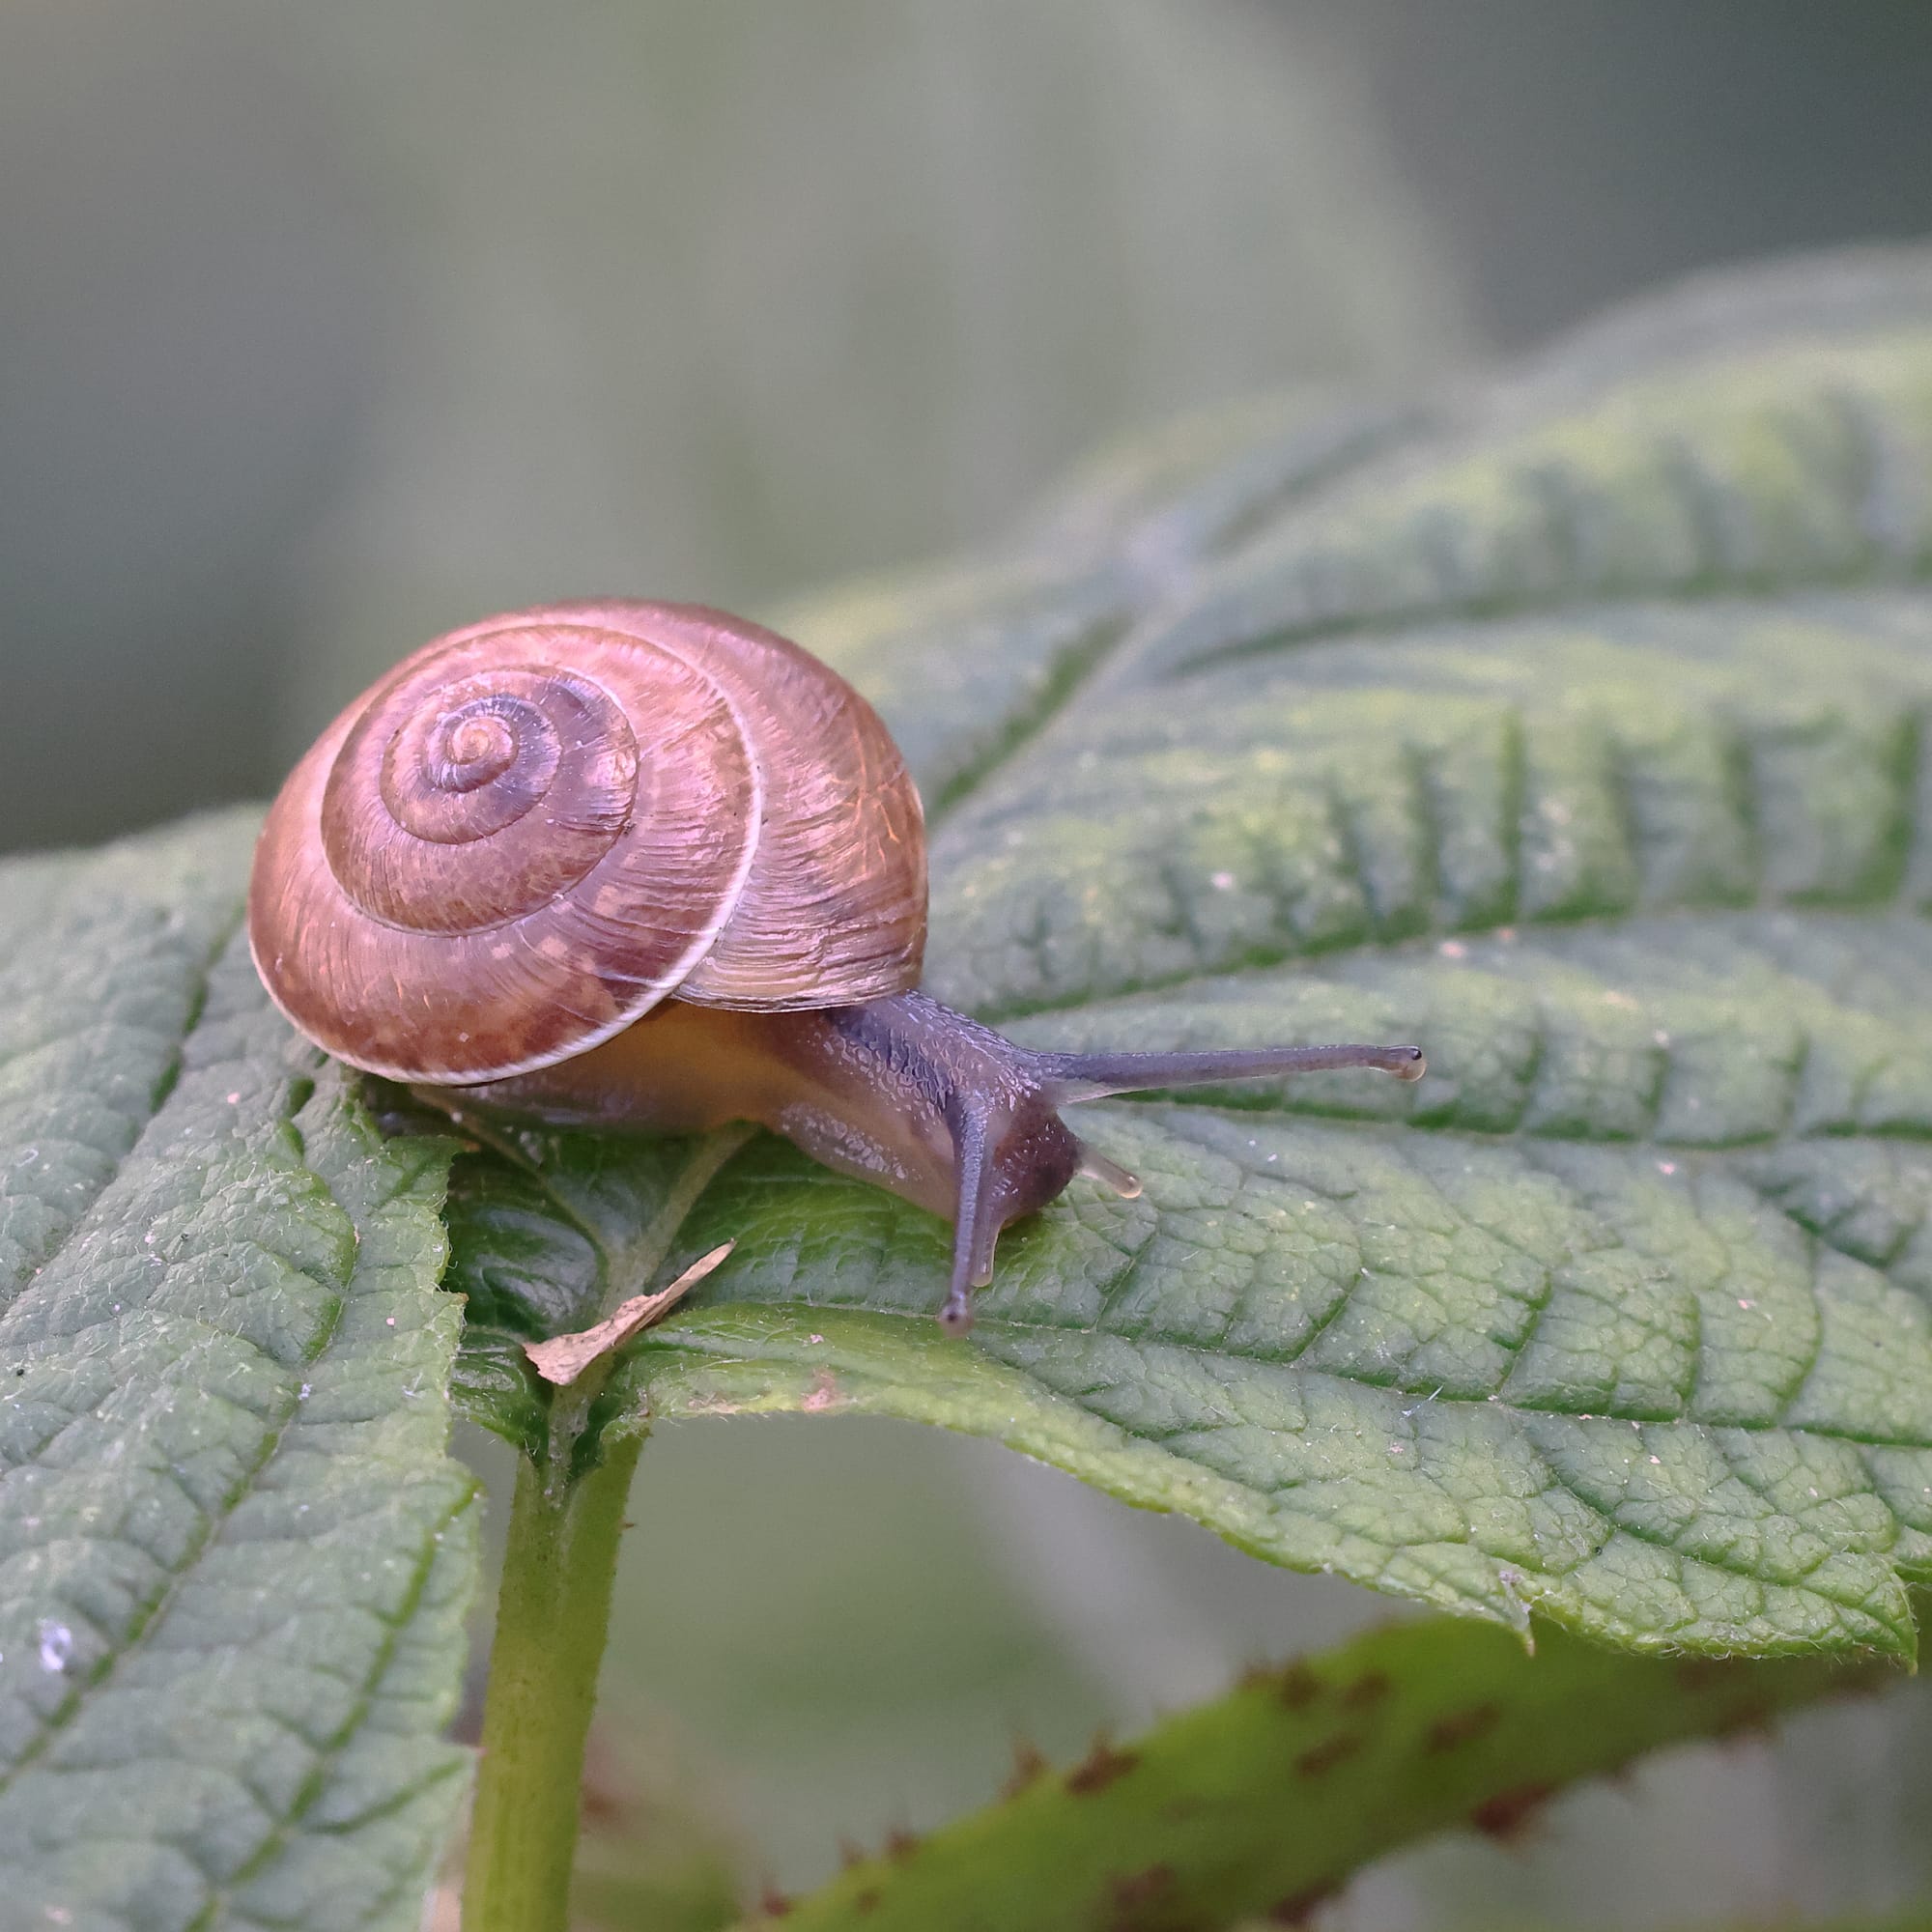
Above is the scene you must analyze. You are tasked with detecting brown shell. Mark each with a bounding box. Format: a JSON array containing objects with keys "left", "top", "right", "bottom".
[{"left": 248, "top": 600, "right": 926, "bottom": 1082}]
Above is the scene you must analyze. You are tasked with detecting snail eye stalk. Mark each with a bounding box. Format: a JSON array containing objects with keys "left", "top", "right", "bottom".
[{"left": 1034, "top": 1041, "right": 1426, "bottom": 1105}]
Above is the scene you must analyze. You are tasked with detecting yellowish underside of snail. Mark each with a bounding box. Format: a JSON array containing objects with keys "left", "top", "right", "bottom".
[{"left": 248, "top": 601, "right": 1423, "bottom": 1332}]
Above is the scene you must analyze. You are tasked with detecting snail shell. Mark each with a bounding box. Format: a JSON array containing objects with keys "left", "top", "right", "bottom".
[{"left": 249, "top": 600, "right": 925, "bottom": 1083}]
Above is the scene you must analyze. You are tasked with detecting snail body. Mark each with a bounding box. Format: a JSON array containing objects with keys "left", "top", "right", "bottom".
[{"left": 250, "top": 602, "right": 1423, "bottom": 1332}]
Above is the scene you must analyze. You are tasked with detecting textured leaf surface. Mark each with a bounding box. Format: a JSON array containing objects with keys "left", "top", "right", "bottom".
[
  {"left": 452, "top": 250, "right": 1932, "bottom": 1659},
  {"left": 0, "top": 816, "right": 478, "bottom": 1929},
  {"left": 754, "top": 1611, "right": 1891, "bottom": 1932}
]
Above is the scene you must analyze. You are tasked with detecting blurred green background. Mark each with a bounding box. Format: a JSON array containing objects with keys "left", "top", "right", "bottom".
[{"left": 10, "top": 4, "right": 1932, "bottom": 1923}]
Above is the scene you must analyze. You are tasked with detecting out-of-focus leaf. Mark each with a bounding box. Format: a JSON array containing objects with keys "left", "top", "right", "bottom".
[
  {"left": 454, "top": 251, "right": 1932, "bottom": 1660},
  {"left": 0, "top": 814, "right": 478, "bottom": 1928},
  {"left": 750, "top": 1610, "right": 1892, "bottom": 1932}
]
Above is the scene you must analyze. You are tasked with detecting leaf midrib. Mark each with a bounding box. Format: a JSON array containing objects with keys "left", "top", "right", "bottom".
[{"left": 639, "top": 1304, "right": 1932, "bottom": 1456}]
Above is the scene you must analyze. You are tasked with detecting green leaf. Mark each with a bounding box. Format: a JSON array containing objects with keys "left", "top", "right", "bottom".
[
  {"left": 0, "top": 814, "right": 479, "bottom": 1928},
  {"left": 453, "top": 249, "right": 1932, "bottom": 1660},
  {"left": 755, "top": 1610, "right": 1893, "bottom": 1932}
]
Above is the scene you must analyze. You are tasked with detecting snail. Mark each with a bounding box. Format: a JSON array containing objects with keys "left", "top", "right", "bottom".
[{"left": 249, "top": 601, "right": 1424, "bottom": 1333}]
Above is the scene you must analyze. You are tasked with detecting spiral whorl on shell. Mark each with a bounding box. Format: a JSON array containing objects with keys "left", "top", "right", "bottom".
[{"left": 249, "top": 601, "right": 927, "bottom": 1082}]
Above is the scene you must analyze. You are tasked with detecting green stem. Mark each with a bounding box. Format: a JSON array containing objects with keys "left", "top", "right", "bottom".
[
  {"left": 758, "top": 1613, "right": 1897, "bottom": 1932},
  {"left": 460, "top": 1125, "right": 753, "bottom": 1931},
  {"left": 462, "top": 1432, "right": 644, "bottom": 1932}
]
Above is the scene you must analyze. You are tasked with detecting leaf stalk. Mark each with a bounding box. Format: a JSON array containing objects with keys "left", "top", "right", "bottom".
[
  {"left": 462, "top": 1432, "right": 644, "bottom": 1932},
  {"left": 461, "top": 1123, "right": 753, "bottom": 1928}
]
